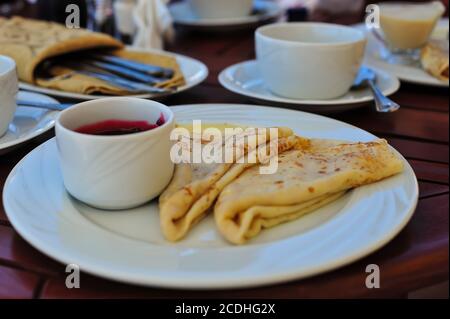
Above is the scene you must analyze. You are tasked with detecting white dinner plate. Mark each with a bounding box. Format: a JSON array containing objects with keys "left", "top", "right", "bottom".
[
  {"left": 3, "top": 104, "right": 418, "bottom": 289},
  {"left": 19, "top": 48, "right": 208, "bottom": 101},
  {"left": 0, "top": 91, "right": 59, "bottom": 154},
  {"left": 219, "top": 61, "right": 400, "bottom": 113},
  {"left": 170, "top": 0, "right": 283, "bottom": 31},
  {"left": 353, "top": 19, "right": 449, "bottom": 88}
]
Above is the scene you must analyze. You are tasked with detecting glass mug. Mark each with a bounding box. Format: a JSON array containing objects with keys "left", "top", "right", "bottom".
[{"left": 374, "top": 1, "right": 446, "bottom": 65}]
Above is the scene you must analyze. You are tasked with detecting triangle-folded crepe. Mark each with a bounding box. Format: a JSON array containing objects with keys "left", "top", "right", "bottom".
[
  {"left": 159, "top": 127, "right": 308, "bottom": 242},
  {"left": 214, "top": 139, "right": 404, "bottom": 244}
]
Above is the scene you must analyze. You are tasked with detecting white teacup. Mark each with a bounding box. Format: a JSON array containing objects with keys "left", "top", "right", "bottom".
[
  {"left": 56, "top": 97, "right": 175, "bottom": 210},
  {"left": 0, "top": 55, "right": 18, "bottom": 137},
  {"left": 188, "top": 0, "right": 254, "bottom": 19},
  {"left": 256, "top": 23, "right": 367, "bottom": 100}
]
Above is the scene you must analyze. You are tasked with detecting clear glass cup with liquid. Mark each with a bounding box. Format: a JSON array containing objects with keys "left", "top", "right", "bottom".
[{"left": 378, "top": 1, "right": 446, "bottom": 65}]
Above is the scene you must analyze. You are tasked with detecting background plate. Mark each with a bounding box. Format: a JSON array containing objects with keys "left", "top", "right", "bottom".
[
  {"left": 170, "top": 0, "right": 283, "bottom": 31},
  {"left": 219, "top": 61, "right": 400, "bottom": 113},
  {"left": 19, "top": 48, "right": 208, "bottom": 101}
]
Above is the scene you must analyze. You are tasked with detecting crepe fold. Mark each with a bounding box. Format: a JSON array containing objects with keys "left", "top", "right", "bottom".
[
  {"left": 159, "top": 127, "right": 308, "bottom": 242},
  {"left": 0, "top": 16, "right": 185, "bottom": 95},
  {"left": 214, "top": 139, "right": 404, "bottom": 244}
]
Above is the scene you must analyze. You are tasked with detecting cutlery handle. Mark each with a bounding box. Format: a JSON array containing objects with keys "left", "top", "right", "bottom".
[
  {"left": 368, "top": 80, "right": 400, "bottom": 113},
  {"left": 78, "top": 71, "right": 172, "bottom": 94},
  {"left": 87, "top": 61, "right": 164, "bottom": 84},
  {"left": 93, "top": 55, "right": 174, "bottom": 78},
  {"left": 17, "top": 100, "right": 72, "bottom": 111}
]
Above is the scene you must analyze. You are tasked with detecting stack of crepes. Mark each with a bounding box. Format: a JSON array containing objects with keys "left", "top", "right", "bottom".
[
  {"left": 159, "top": 127, "right": 404, "bottom": 245},
  {"left": 159, "top": 126, "right": 303, "bottom": 242},
  {"left": 0, "top": 16, "right": 185, "bottom": 95}
]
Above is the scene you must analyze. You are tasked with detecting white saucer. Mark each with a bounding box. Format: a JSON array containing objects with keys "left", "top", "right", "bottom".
[
  {"left": 3, "top": 104, "right": 418, "bottom": 289},
  {"left": 0, "top": 91, "right": 59, "bottom": 154},
  {"left": 354, "top": 19, "right": 449, "bottom": 88},
  {"left": 19, "top": 47, "right": 208, "bottom": 101},
  {"left": 170, "top": 0, "right": 283, "bottom": 31},
  {"left": 219, "top": 60, "right": 400, "bottom": 113}
]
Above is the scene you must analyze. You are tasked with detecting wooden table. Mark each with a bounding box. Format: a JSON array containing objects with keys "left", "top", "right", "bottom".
[{"left": 0, "top": 17, "right": 449, "bottom": 299}]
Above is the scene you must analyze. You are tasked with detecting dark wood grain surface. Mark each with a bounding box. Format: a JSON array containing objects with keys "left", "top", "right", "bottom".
[{"left": 0, "top": 7, "right": 448, "bottom": 299}]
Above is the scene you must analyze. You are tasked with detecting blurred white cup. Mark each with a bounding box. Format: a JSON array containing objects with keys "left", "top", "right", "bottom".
[
  {"left": 188, "top": 0, "right": 254, "bottom": 19},
  {"left": 256, "top": 23, "right": 367, "bottom": 100},
  {"left": 0, "top": 55, "right": 18, "bottom": 137}
]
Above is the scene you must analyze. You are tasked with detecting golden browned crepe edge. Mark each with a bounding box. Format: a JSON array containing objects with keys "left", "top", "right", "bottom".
[
  {"left": 27, "top": 35, "right": 123, "bottom": 83},
  {"left": 216, "top": 191, "right": 347, "bottom": 244},
  {"left": 0, "top": 16, "right": 124, "bottom": 83},
  {"left": 421, "top": 40, "right": 449, "bottom": 82}
]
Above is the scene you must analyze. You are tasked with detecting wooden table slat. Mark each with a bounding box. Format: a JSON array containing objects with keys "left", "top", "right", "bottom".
[
  {"left": 409, "top": 160, "right": 449, "bottom": 185},
  {"left": 387, "top": 137, "right": 449, "bottom": 164},
  {"left": 394, "top": 89, "right": 449, "bottom": 113},
  {"left": 418, "top": 181, "right": 449, "bottom": 199},
  {"left": 334, "top": 108, "right": 449, "bottom": 143},
  {"left": 0, "top": 264, "right": 41, "bottom": 299},
  {"left": 0, "top": 225, "right": 64, "bottom": 277}
]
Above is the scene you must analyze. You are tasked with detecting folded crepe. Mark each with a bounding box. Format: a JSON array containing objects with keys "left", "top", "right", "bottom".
[
  {"left": 159, "top": 126, "right": 308, "bottom": 242},
  {"left": 421, "top": 40, "right": 449, "bottom": 82},
  {"left": 0, "top": 16, "right": 185, "bottom": 95},
  {"left": 214, "top": 139, "right": 404, "bottom": 244}
]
